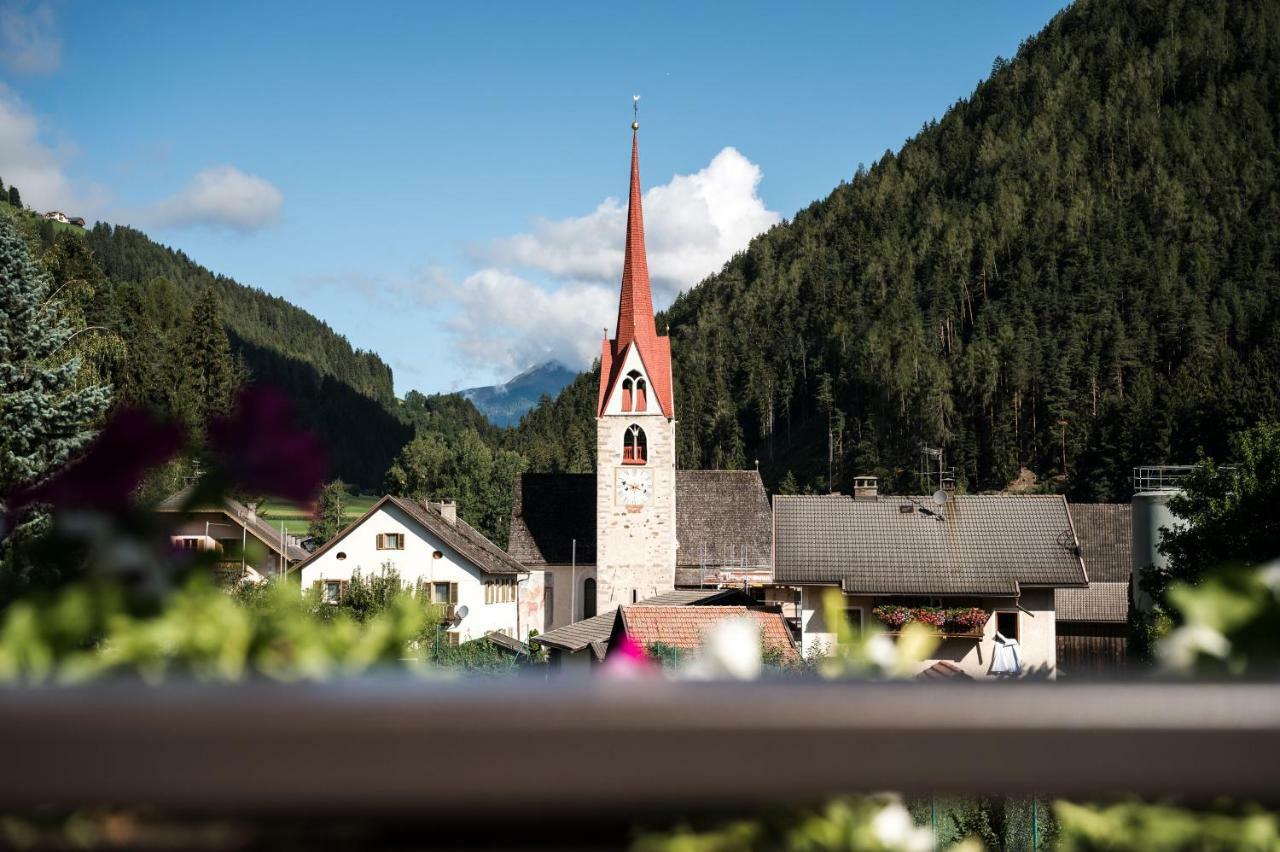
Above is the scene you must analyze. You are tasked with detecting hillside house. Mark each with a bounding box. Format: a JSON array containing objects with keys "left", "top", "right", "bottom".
[
  {"left": 770, "top": 484, "right": 1088, "bottom": 679},
  {"left": 294, "top": 495, "right": 530, "bottom": 645},
  {"left": 156, "top": 488, "right": 307, "bottom": 582},
  {"left": 42, "top": 211, "right": 69, "bottom": 224}
]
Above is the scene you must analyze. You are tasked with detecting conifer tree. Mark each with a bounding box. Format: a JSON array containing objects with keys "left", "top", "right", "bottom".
[
  {"left": 309, "top": 479, "right": 348, "bottom": 544},
  {"left": 6, "top": 186, "right": 20, "bottom": 208},
  {"left": 171, "top": 289, "right": 238, "bottom": 430},
  {"left": 0, "top": 216, "right": 110, "bottom": 494}
]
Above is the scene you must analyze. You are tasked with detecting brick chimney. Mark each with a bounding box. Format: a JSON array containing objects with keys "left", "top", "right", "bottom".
[{"left": 853, "top": 476, "right": 878, "bottom": 500}]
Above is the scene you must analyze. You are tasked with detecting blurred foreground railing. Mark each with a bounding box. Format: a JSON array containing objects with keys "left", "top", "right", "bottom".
[{"left": 1, "top": 679, "right": 1278, "bottom": 814}]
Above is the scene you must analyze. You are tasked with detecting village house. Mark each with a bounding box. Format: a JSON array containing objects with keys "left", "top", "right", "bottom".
[
  {"left": 1056, "top": 503, "right": 1132, "bottom": 674},
  {"left": 533, "top": 588, "right": 758, "bottom": 670},
  {"left": 769, "top": 481, "right": 1089, "bottom": 679},
  {"left": 609, "top": 605, "right": 800, "bottom": 666},
  {"left": 293, "top": 495, "right": 530, "bottom": 645},
  {"left": 156, "top": 488, "right": 307, "bottom": 582}
]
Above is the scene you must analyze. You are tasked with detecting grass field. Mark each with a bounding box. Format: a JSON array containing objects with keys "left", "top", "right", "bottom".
[
  {"left": 1, "top": 200, "right": 88, "bottom": 237},
  {"left": 257, "top": 493, "right": 380, "bottom": 533}
]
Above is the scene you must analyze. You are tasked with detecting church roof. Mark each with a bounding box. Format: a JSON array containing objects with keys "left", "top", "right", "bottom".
[
  {"left": 507, "top": 470, "right": 773, "bottom": 570},
  {"left": 598, "top": 128, "right": 674, "bottom": 418}
]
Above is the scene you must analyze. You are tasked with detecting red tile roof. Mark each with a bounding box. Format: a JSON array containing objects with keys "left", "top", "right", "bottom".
[
  {"left": 618, "top": 605, "right": 799, "bottom": 662},
  {"left": 598, "top": 129, "right": 674, "bottom": 419}
]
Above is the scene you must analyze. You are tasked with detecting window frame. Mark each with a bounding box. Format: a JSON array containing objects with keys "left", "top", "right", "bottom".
[
  {"left": 995, "top": 610, "right": 1020, "bottom": 642},
  {"left": 376, "top": 533, "right": 405, "bottom": 551},
  {"left": 622, "top": 423, "right": 647, "bottom": 465}
]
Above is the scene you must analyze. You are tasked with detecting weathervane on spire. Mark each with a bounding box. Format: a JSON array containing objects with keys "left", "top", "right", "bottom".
[{"left": 632, "top": 95, "right": 640, "bottom": 130}]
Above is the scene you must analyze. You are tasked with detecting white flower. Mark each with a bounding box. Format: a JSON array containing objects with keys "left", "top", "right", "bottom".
[
  {"left": 680, "top": 618, "right": 762, "bottom": 681},
  {"left": 870, "top": 801, "right": 932, "bottom": 852},
  {"left": 864, "top": 634, "right": 899, "bottom": 671},
  {"left": 1158, "top": 624, "right": 1231, "bottom": 671},
  {"left": 1257, "top": 559, "right": 1280, "bottom": 594}
]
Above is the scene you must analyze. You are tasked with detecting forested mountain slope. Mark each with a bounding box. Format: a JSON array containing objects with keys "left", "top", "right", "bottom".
[{"left": 518, "top": 0, "right": 1280, "bottom": 501}]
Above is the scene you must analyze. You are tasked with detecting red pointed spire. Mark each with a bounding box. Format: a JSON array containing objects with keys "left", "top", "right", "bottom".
[
  {"left": 615, "top": 129, "right": 654, "bottom": 346},
  {"left": 598, "top": 124, "right": 674, "bottom": 419}
]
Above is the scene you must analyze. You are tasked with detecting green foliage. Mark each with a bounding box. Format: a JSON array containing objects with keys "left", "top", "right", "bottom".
[
  {"left": 308, "top": 479, "right": 349, "bottom": 543},
  {"left": 1151, "top": 424, "right": 1280, "bottom": 601},
  {"left": 7, "top": 185, "right": 20, "bottom": 208},
  {"left": 385, "top": 428, "right": 527, "bottom": 547},
  {"left": 0, "top": 216, "right": 110, "bottom": 495},
  {"left": 1054, "top": 800, "right": 1280, "bottom": 851},
  {"left": 646, "top": 641, "right": 685, "bottom": 668},
  {"left": 172, "top": 289, "right": 242, "bottom": 431},
  {"left": 0, "top": 576, "right": 437, "bottom": 684}
]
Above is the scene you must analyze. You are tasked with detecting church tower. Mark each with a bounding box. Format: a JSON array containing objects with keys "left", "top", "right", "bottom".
[{"left": 595, "top": 118, "right": 678, "bottom": 608}]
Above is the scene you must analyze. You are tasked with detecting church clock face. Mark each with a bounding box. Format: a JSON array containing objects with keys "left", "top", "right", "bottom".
[{"left": 616, "top": 468, "right": 653, "bottom": 507}]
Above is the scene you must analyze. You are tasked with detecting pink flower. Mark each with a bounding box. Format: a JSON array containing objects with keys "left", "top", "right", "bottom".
[
  {"left": 601, "top": 636, "right": 658, "bottom": 679},
  {"left": 7, "top": 408, "right": 184, "bottom": 520},
  {"left": 208, "top": 386, "right": 327, "bottom": 504}
]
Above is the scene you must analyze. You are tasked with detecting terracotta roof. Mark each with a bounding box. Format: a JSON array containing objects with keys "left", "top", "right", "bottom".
[
  {"left": 598, "top": 129, "right": 674, "bottom": 419},
  {"left": 617, "top": 606, "right": 800, "bottom": 663},
  {"left": 293, "top": 495, "right": 526, "bottom": 576},
  {"left": 155, "top": 487, "right": 307, "bottom": 562},
  {"left": 773, "top": 494, "right": 1087, "bottom": 595},
  {"left": 1056, "top": 581, "right": 1129, "bottom": 623},
  {"left": 507, "top": 471, "right": 773, "bottom": 569},
  {"left": 916, "top": 660, "right": 973, "bottom": 680},
  {"left": 1068, "top": 503, "right": 1132, "bottom": 582},
  {"left": 533, "top": 588, "right": 755, "bottom": 658}
]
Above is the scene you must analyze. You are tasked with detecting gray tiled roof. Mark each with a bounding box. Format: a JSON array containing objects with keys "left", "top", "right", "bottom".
[
  {"left": 294, "top": 495, "right": 526, "bottom": 576},
  {"left": 1056, "top": 581, "right": 1129, "bottom": 623},
  {"left": 773, "top": 494, "right": 1087, "bottom": 595},
  {"left": 533, "top": 588, "right": 755, "bottom": 656},
  {"left": 1068, "top": 503, "right": 1132, "bottom": 582},
  {"left": 155, "top": 487, "right": 308, "bottom": 563},
  {"left": 508, "top": 470, "right": 773, "bottom": 569}
]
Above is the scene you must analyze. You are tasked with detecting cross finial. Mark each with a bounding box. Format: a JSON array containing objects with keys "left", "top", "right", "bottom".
[{"left": 632, "top": 95, "right": 640, "bottom": 130}]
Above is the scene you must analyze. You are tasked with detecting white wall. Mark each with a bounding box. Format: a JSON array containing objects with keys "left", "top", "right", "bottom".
[
  {"left": 299, "top": 502, "right": 524, "bottom": 642},
  {"left": 538, "top": 564, "right": 600, "bottom": 629},
  {"left": 797, "top": 585, "right": 1059, "bottom": 679}
]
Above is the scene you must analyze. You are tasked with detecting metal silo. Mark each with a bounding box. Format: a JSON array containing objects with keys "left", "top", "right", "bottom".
[{"left": 1130, "top": 466, "right": 1193, "bottom": 611}]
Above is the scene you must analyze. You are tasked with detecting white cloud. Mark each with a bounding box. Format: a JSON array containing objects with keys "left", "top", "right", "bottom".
[
  {"left": 444, "top": 269, "right": 616, "bottom": 376},
  {"left": 146, "top": 166, "right": 283, "bottom": 233},
  {"left": 486, "top": 147, "right": 779, "bottom": 305},
  {"left": 0, "top": 1, "right": 61, "bottom": 75},
  {"left": 0, "top": 83, "right": 101, "bottom": 213},
  {"left": 442, "top": 147, "right": 778, "bottom": 374}
]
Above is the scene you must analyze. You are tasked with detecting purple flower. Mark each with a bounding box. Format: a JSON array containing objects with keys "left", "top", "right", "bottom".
[
  {"left": 208, "top": 386, "right": 328, "bottom": 504},
  {"left": 9, "top": 407, "right": 185, "bottom": 517}
]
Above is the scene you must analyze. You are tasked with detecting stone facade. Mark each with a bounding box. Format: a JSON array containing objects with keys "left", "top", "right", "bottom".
[{"left": 595, "top": 412, "right": 677, "bottom": 609}]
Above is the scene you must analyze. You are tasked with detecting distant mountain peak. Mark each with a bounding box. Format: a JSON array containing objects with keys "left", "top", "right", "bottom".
[{"left": 460, "top": 361, "right": 576, "bottom": 427}]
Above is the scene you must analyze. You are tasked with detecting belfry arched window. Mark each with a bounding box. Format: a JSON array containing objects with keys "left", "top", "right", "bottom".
[
  {"left": 623, "top": 423, "right": 647, "bottom": 464},
  {"left": 582, "top": 577, "right": 597, "bottom": 619},
  {"left": 620, "top": 370, "right": 647, "bottom": 413}
]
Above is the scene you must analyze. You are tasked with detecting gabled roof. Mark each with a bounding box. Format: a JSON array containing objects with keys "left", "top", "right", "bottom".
[
  {"left": 155, "top": 486, "right": 308, "bottom": 563},
  {"left": 917, "top": 660, "right": 973, "bottom": 680},
  {"left": 1068, "top": 503, "right": 1132, "bottom": 582},
  {"left": 507, "top": 470, "right": 773, "bottom": 569},
  {"left": 773, "top": 494, "right": 1087, "bottom": 596},
  {"left": 616, "top": 605, "right": 800, "bottom": 663},
  {"left": 1055, "top": 581, "right": 1129, "bottom": 623},
  {"left": 598, "top": 129, "right": 674, "bottom": 419},
  {"left": 293, "top": 495, "right": 526, "bottom": 576},
  {"left": 533, "top": 588, "right": 755, "bottom": 657}
]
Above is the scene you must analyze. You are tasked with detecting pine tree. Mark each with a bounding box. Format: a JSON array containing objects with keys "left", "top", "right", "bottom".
[
  {"left": 7, "top": 186, "right": 20, "bottom": 208},
  {"left": 309, "top": 479, "right": 348, "bottom": 543},
  {"left": 0, "top": 216, "right": 110, "bottom": 494},
  {"left": 171, "top": 289, "right": 238, "bottom": 430}
]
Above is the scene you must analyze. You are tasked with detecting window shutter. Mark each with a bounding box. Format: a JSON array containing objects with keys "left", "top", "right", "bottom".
[
  {"left": 449, "top": 582, "right": 458, "bottom": 604},
  {"left": 376, "top": 534, "right": 384, "bottom": 549},
  {"left": 398, "top": 535, "right": 405, "bottom": 551}
]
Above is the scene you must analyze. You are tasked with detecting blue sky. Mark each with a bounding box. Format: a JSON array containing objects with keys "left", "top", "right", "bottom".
[{"left": 1, "top": 0, "right": 1068, "bottom": 395}]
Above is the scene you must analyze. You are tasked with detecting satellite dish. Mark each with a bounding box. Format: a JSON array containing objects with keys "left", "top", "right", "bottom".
[
  {"left": 454, "top": 605, "right": 469, "bottom": 620},
  {"left": 932, "top": 490, "right": 948, "bottom": 506}
]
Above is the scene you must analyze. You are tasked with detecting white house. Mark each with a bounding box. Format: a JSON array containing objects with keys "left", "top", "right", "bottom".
[{"left": 294, "top": 495, "right": 531, "bottom": 645}]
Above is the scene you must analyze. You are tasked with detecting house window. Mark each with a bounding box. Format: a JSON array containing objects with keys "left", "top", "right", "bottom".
[
  {"left": 484, "top": 578, "right": 516, "bottom": 604},
  {"left": 582, "top": 577, "right": 597, "bottom": 619},
  {"left": 314, "top": 579, "right": 349, "bottom": 605},
  {"left": 445, "top": 632, "right": 460, "bottom": 648},
  {"left": 996, "top": 611, "right": 1019, "bottom": 642},
  {"left": 622, "top": 424, "right": 647, "bottom": 464},
  {"left": 842, "top": 608, "right": 863, "bottom": 641},
  {"left": 175, "top": 537, "right": 203, "bottom": 551},
  {"left": 336, "top": 552, "right": 347, "bottom": 561},
  {"left": 376, "top": 533, "right": 405, "bottom": 550}
]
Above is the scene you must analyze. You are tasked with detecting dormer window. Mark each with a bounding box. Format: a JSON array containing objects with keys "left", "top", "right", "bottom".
[
  {"left": 623, "top": 424, "right": 647, "bottom": 464},
  {"left": 620, "top": 370, "right": 647, "bottom": 413}
]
